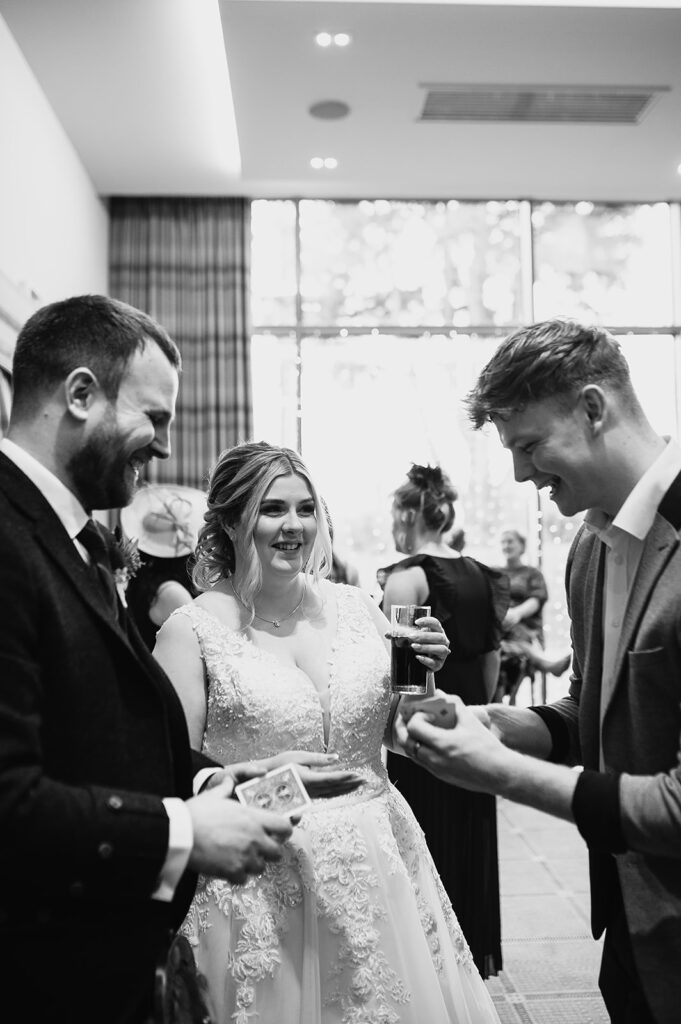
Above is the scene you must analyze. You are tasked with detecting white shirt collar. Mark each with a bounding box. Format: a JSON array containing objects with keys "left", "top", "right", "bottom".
[
  {"left": 0, "top": 437, "right": 89, "bottom": 540},
  {"left": 585, "top": 437, "right": 681, "bottom": 544}
]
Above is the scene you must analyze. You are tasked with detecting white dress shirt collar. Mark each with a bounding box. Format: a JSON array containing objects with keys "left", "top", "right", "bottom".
[
  {"left": 585, "top": 437, "right": 681, "bottom": 545},
  {"left": 0, "top": 437, "right": 89, "bottom": 540}
]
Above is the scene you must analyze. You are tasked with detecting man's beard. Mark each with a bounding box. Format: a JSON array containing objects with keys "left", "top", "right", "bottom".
[{"left": 67, "top": 422, "right": 142, "bottom": 512}]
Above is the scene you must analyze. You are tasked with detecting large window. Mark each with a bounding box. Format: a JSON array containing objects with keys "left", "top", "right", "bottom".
[{"left": 251, "top": 199, "right": 681, "bottom": 668}]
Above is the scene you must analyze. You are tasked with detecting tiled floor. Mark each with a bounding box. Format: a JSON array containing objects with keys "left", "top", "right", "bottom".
[
  {"left": 484, "top": 798, "right": 609, "bottom": 1024},
  {"left": 482, "top": 671, "right": 609, "bottom": 1023}
]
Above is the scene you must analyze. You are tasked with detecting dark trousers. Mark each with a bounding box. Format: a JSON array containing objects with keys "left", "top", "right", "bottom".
[{"left": 599, "top": 904, "right": 656, "bottom": 1024}]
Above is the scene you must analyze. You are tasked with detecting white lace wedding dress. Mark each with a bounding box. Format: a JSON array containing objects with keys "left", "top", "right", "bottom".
[{"left": 176, "top": 584, "right": 501, "bottom": 1024}]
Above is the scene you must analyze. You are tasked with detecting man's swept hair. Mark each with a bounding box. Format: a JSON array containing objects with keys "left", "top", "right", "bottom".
[
  {"left": 11, "top": 294, "right": 181, "bottom": 414},
  {"left": 465, "top": 319, "right": 633, "bottom": 428}
]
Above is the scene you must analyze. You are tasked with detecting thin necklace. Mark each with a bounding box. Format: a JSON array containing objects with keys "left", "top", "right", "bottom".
[{"left": 229, "top": 578, "right": 306, "bottom": 628}]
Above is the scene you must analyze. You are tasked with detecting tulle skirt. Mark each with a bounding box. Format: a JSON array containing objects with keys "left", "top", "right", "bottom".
[{"left": 181, "top": 782, "right": 500, "bottom": 1024}]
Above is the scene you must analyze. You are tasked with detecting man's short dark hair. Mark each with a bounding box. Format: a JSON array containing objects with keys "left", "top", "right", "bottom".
[
  {"left": 465, "top": 319, "right": 633, "bottom": 428},
  {"left": 11, "top": 294, "right": 181, "bottom": 414}
]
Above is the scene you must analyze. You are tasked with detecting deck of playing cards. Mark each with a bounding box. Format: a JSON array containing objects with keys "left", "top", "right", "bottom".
[{"left": 235, "top": 763, "right": 311, "bottom": 817}]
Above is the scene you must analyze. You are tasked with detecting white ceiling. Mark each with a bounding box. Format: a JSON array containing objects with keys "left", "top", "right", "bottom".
[{"left": 2, "top": 0, "right": 681, "bottom": 202}]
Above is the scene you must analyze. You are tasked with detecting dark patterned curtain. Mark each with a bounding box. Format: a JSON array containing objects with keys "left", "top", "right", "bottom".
[{"left": 109, "top": 197, "right": 251, "bottom": 490}]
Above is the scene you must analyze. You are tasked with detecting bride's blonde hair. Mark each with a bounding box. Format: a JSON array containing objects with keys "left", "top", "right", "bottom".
[{"left": 192, "top": 441, "right": 332, "bottom": 614}]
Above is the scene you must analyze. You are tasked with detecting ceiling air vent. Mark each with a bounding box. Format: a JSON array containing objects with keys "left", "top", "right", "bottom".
[{"left": 418, "top": 84, "right": 667, "bottom": 124}]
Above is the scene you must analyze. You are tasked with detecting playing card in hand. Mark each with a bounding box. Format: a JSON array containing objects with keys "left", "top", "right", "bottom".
[{"left": 235, "top": 763, "right": 311, "bottom": 817}]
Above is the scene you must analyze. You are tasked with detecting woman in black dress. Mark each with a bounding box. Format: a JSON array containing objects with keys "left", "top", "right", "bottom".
[{"left": 380, "top": 464, "right": 508, "bottom": 978}]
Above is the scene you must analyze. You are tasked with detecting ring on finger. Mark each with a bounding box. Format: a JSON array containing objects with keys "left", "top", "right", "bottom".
[{"left": 413, "top": 741, "right": 421, "bottom": 760}]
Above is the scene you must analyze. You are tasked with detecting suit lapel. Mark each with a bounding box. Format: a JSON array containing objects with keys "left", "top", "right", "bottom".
[
  {"left": 0, "top": 452, "right": 128, "bottom": 641},
  {"left": 603, "top": 493, "right": 681, "bottom": 722},
  {"left": 579, "top": 536, "right": 607, "bottom": 768},
  {"left": 658, "top": 468, "right": 681, "bottom": 529}
]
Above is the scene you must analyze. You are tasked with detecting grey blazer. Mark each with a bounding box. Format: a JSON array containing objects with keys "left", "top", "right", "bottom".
[{"left": 542, "top": 471, "right": 681, "bottom": 1024}]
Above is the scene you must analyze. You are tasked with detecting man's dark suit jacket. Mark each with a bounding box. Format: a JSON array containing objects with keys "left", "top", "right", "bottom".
[
  {"left": 0, "top": 452, "right": 211, "bottom": 1023},
  {"left": 537, "top": 470, "right": 681, "bottom": 1024}
]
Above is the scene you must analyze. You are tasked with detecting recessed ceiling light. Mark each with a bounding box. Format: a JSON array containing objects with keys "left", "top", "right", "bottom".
[
  {"left": 310, "top": 157, "right": 338, "bottom": 171},
  {"left": 315, "top": 31, "right": 351, "bottom": 48},
  {"left": 677, "top": 162, "right": 681, "bottom": 175}
]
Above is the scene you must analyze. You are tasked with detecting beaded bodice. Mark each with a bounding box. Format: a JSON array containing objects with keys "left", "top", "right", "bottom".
[{"left": 175, "top": 583, "right": 392, "bottom": 788}]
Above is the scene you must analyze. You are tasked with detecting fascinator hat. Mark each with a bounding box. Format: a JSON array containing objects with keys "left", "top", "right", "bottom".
[{"left": 120, "top": 484, "right": 208, "bottom": 558}]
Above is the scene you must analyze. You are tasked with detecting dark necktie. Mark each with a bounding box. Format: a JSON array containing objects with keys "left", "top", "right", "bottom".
[{"left": 77, "top": 519, "right": 120, "bottom": 618}]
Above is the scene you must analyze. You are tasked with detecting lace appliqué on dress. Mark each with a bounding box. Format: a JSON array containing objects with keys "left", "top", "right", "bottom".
[
  {"left": 386, "top": 787, "right": 475, "bottom": 975},
  {"left": 182, "top": 854, "right": 306, "bottom": 1024},
  {"left": 300, "top": 809, "right": 411, "bottom": 1024}
]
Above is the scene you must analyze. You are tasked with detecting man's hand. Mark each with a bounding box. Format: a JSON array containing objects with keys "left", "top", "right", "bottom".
[
  {"left": 399, "top": 697, "right": 578, "bottom": 823},
  {"left": 187, "top": 779, "right": 293, "bottom": 883},
  {"left": 396, "top": 696, "right": 515, "bottom": 794}
]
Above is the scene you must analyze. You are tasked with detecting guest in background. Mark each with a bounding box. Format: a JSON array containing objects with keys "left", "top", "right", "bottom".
[
  {"left": 379, "top": 464, "right": 508, "bottom": 978},
  {"left": 494, "top": 529, "right": 570, "bottom": 702},
  {"left": 328, "top": 548, "right": 361, "bottom": 586},
  {"left": 121, "top": 483, "right": 207, "bottom": 650},
  {"left": 320, "top": 497, "right": 361, "bottom": 586}
]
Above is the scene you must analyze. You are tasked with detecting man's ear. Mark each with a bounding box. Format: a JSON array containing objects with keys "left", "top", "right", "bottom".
[
  {"left": 580, "top": 385, "right": 606, "bottom": 435},
  {"left": 64, "top": 367, "right": 100, "bottom": 422}
]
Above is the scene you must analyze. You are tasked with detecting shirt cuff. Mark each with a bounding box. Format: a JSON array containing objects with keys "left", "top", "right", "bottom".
[
  {"left": 572, "top": 769, "right": 627, "bottom": 853},
  {"left": 152, "top": 798, "right": 193, "bottom": 902},
  {"left": 193, "top": 766, "right": 223, "bottom": 796}
]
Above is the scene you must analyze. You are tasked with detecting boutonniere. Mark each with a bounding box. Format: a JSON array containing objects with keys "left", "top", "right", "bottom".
[{"left": 110, "top": 526, "right": 143, "bottom": 588}]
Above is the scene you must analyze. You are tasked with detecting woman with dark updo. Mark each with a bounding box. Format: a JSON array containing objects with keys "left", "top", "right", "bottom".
[{"left": 379, "top": 463, "right": 508, "bottom": 979}]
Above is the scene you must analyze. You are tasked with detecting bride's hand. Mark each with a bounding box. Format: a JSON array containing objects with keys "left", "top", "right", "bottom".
[
  {"left": 408, "top": 615, "right": 451, "bottom": 673},
  {"left": 248, "top": 750, "right": 365, "bottom": 798}
]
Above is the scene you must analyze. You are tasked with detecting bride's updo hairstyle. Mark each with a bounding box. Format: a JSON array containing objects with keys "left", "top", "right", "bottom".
[
  {"left": 192, "top": 441, "right": 332, "bottom": 613},
  {"left": 393, "top": 464, "right": 458, "bottom": 543}
]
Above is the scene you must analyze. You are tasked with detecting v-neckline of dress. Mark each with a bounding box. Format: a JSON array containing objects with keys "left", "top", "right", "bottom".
[{"left": 194, "top": 582, "right": 343, "bottom": 751}]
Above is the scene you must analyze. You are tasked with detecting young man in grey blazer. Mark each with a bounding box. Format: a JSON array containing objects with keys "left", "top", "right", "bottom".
[{"left": 401, "top": 319, "right": 681, "bottom": 1024}]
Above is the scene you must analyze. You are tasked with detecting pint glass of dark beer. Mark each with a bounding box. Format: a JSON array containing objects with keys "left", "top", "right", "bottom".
[{"left": 390, "top": 604, "right": 430, "bottom": 693}]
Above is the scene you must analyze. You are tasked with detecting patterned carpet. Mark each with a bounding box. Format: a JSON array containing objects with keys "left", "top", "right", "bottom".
[{"left": 485, "top": 797, "right": 609, "bottom": 1024}]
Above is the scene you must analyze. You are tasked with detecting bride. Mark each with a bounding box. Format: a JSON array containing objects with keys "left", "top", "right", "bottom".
[{"left": 153, "top": 441, "right": 501, "bottom": 1024}]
